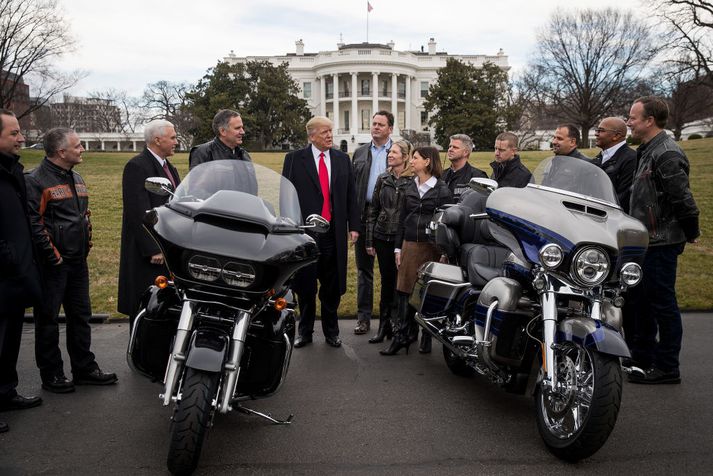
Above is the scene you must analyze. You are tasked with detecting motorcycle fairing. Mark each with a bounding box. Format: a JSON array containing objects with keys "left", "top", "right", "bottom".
[{"left": 556, "top": 317, "right": 631, "bottom": 358}]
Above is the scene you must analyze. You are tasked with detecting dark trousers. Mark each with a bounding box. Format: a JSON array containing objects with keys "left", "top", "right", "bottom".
[
  {"left": 295, "top": 228, "right": 341, "bottom": 339},
  {"left": 0, "top": 305, "right": 24, "bottom": 400},
  {"left": 33, "top": 259, "right": 97, "bottom": 380},
  {"left": 629, "top": 243, "right": 685, "bottom": 371},
  {"left": 355, "top": 231, "right": 374, "bottom": 324},
  {"left": 373, "top": 238, "right": 397, "bottom": 317}
]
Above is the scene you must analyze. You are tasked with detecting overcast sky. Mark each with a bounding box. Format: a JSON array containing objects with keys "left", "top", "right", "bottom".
[{"left": 56, "top": 0, "right": 645, "bottom": 97}]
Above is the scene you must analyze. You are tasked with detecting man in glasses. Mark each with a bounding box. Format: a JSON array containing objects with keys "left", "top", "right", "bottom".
[{"left": 593, "top": 117, "right": 636, "bottom": 213}]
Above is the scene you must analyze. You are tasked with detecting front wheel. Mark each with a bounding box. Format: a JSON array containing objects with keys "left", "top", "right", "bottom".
[
  {"left": 167, "top": 368, "right": 220, "bottom": 475},
  {"left": 535, "top": 343, "right": 622, "bottom": 461}
]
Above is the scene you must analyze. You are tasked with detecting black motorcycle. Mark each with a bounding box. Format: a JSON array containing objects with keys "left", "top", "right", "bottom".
[
  {"left": 127, "top": 160, "right": 327, "bottom": 475},
  {"left": 412, "top": 156, "right": 649, "bottom": 461}
]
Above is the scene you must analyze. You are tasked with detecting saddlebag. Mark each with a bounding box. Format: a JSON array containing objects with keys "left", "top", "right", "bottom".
[{"left": 410, "top": 262, "right": 467, "bottom": 316}]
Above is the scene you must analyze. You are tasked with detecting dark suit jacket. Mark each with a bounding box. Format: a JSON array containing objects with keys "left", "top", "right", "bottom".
[
  {"left": 593, "top": 143, "right": 637, "bottom": 213},
  {"left": 117, "top": 148, "right": 180, "bottom": 316},
  {"left": 282, "top": 145, "right": 360, "bottom": 295}
]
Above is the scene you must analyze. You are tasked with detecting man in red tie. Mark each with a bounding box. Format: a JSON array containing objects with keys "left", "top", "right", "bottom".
[
  {"left": 118, "top": 120, "right": 180, "bottom": 329},
  {"left": 282, "top": 116, "right": 360, "bottom": 348}
]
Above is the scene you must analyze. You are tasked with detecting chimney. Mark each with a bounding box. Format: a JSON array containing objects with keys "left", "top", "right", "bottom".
[
  {"left": 387, "top": 40, "right": 395, "bottom": 50},
  {"left": 428, "top": 38, "right": 436, "bottom": 55},
  {"left": 296, "top": 39, "right": 305, "bottom": 56}
]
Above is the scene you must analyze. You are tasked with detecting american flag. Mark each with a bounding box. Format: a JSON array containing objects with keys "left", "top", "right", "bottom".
[{"left": 367, "top": 1, "right": 373, "bottom": 12}]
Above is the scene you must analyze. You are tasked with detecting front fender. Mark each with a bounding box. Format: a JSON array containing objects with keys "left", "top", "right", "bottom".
[
  {"left": 185, "top": 330, "right": 228, "bottom": 372},
  {"left": 557, "top": 317, "right": 631, "bottom": 358}
]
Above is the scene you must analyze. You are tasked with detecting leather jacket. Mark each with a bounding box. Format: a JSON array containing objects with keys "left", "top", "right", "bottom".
[
  {"left": 25, "top": 158, "right": 92, "bottom": 265},
  {"left": 489, "top": 155, "right": 532, "bottom": 188},
  {"left": 365, "top": 170, "right": 413, "bottom": 247},
  {"left": 442, "top": 161, "right": 488, "bottom": 201},
  {"left": 188, "top": 137, "right": 252, "bottom": 170},
  {"left": 396, "top": 178, "right": 453, "bottom": 248},
  {"left": 629, "top": 131, "right": 699, "bottom": 246}
]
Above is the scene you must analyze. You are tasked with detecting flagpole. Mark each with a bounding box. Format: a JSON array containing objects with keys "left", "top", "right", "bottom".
[{"left": 366, "top": 1, "right": 369, "bottom": 42}]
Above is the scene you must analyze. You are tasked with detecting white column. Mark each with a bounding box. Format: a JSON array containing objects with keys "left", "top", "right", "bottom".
[
  {"left": 101, "top": 141, "right": 105, "bottom": 151},
  {"left": 372, "top": 72, "right": 378, "bottom": 119},
  {"left": 132, "top": 141, "right": 137, "bottom": 151},
  {"left": 117, "top": 140, "right": 121, "bottom": 151},
  {"left": 351, "top": 72, "right": 358, "bottom": 136},
  {"left": 405, "top": 76, "right": 412, "bottom": 130},
  {"left": 332, "top": 74, "right": 339, "bottom": 131},
  {"left": 320, "top": 76, "right": 326, "bottom": 116},
  {"left": 391, "top": 73, "right": 399, "bottom": 136}
]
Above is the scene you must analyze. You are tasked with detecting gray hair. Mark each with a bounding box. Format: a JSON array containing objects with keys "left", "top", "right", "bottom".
[
  {"left": 144, "top": 119, "right": 175, "bottom": 143},
  {"left": 449, "top": 134, "right": 473, "bottom": 153},
  {"left": 212, "top": 109, "right": 241, "bottom": 136},
  {"left": 44, "top": 127, "right": 74, "bottom": 157}
]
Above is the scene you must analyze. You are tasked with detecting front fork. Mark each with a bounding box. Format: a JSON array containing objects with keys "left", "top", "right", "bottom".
[
  {"left": 217, "top": 310, "right": 250, "bottom": 414},
  {"left": 160, "top": 299, "right": 195, "bottom": 406},
  {"left": 540, "top": 289, "right": 558, "bottom": 390}
]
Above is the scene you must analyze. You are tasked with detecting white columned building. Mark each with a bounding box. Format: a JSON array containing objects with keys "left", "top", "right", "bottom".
[{"left": 225, "top": 39, "right": 509, "bottom": 153}]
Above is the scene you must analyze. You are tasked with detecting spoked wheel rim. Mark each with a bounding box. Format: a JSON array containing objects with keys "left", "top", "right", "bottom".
[{"left": 539, "top": 343, "right": 594, "bottom": 439}]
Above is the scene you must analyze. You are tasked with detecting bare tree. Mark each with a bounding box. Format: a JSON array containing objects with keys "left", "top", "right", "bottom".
[
  {"left": 141, "top": 80, "right": 194, "bottom": 148},
  {"left": 528, "top": 8, "right": 657, "bottom": 144},
  {"left": 655, "top": 1, "right": 713, "bottom": 88},
  {"left": 88, "top": 88, "right": 144, "bottom": 133},
  {"left": 656, "top": 70, "right": 713, "bottom": 140},
  {"left": 0, "top": 0, "right": 84, "bottom": 118}
]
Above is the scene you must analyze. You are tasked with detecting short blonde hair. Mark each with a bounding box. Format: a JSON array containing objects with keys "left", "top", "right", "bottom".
[
  {"left": 306, "top": 116, "right": 333, "bottom": 136},
  {"left": 389, "top": 140, "right": 414, "bottom": 177}
]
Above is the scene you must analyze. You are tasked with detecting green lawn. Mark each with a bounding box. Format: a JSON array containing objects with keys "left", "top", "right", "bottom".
[{"left": 19, "top": 138, "right": 713, "bottom": 317}]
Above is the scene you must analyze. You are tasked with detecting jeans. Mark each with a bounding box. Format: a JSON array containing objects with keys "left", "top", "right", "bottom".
[
  {"left": 629, "top": 243, "right": 685, "bottom": 371},
  {"left": 33, "top": 259, "right": 97, "bottom": 380}
]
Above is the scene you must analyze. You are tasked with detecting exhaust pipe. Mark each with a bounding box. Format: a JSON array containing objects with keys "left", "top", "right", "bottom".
[{"left": 414, "top": 312, "right": 472, "bottom": 359}]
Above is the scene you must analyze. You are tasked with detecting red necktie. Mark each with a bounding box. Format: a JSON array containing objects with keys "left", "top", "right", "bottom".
[
  {"left": 162, "top": 161, "right": 176, "bottom": 188},
  {"left": 318, "top": 152, "right": 331, "bottom": 222}
]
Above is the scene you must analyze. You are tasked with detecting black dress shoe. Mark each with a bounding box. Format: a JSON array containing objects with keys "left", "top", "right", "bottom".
[
  {"left": 73, "top": 369, "right": 118, "bottom": 386},
  {"left": 0, "top": 421, "right": 8, "bottom": 433},
  {"left": 42, "top": 375, "right": 76, "bottom": 394},
  {"left": 325, "top": 336, "right": 342, "bottom": 348},
  {"left": 0, "top": 394, "right": 43, "bottom": 412},
  {"left": 628, "top": 366, "right": 681, "bottom": 385},
  {"left": 294, "top": 336, "right": 313, "bottom": 348}
]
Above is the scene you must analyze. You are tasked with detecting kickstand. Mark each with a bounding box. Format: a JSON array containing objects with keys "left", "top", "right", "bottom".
[{"left": 237, "top": 405, "right": 294, "bottom": 425}]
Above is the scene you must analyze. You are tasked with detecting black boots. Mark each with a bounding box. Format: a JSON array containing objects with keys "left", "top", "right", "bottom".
[
  {"left": 380, "top": 293, "right": 413, "bottom": 356},
  {"left": 369, "top": 304, "right": 393, "bottom": 343},
  {"left": 419, "top": 332, "right": 432, "bottom": 354}
]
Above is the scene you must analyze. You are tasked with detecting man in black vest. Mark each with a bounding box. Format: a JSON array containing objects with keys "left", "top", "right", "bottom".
[
  {"left": 0, "top": 109, "right": 43, "bottom": 431},
  {"left": 592, "top": 117, "right": 636, "bottom": 213},
  {"left": 442, "top": 134, "right": 487, "bottom": 201}
]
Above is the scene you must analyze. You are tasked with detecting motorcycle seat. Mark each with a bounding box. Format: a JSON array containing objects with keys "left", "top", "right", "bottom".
[{"left": 461, "top": 243, "right": 509, "bottom": 287}]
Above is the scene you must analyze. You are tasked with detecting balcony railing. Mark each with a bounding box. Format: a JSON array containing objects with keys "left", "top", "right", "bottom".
[{"left": 325, "top": 92, "right": 333, "bottom": 99}]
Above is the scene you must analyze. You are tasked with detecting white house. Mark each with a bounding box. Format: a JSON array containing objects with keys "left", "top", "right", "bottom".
[{"left": 225, "top": 39, "right": 509, "bottom": 152}]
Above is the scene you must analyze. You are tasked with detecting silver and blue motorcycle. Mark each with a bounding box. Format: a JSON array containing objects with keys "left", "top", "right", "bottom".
[{"left": 411, "top": 156, "right": 648, "bottom": 461}]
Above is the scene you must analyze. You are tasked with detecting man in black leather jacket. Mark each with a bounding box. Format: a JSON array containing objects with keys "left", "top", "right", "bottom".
[
  {"left": 626, "top": 96, "right": 699, "bottom": 385},
  {"left": 188, "top": 109, "right": 252, "bottom": 170},
  {"left": 490, "top": 132, "right": 532, "bottom": 188},
  {"left": 442, "top": 134, "right": 487, "bottom": 201},
  {"left": 25, "top": 128, "right": 117, "bottom": 393}
]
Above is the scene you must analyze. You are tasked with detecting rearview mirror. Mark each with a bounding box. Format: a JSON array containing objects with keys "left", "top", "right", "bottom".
[
  {"left": 300, "top": 214, "right": 330, "bottom": 233},
  {"left": 468, "top": 177, "right": 498, "bottom": 194},
  {"left": 144, "top": 177, "right": 174, "bottom": 196}
]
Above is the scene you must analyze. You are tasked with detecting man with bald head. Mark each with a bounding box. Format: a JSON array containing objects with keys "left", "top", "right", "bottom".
[{"left": 593, "top": 117, "right": 637, "bottom": 213}]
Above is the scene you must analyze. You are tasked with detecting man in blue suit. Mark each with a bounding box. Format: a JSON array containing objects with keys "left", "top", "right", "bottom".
[{"left": 282, "top": 116, "right": 360, "bottom": 348}]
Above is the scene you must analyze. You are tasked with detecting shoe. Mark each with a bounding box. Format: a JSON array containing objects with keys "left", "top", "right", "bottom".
[
  {"left": 294, "top": 336, "right": 313, "bottom": 348},
  {"left": 379, "top": 337, "right": 411, "bottom": 356},
  {"left": 73, "top": 369, "right": 118, "bottom": 386},
  {"left": 0, "top": 394, "right": 43, "bottom": 412},
  {"left": 325, "top": 336, "right": 342, "bottom": 348},
  {"left": 42, "top": 374, "right": 76, "bottom": 394},
  {"left": 628, "top": 366, "right": 681, "bottom": 385},
  {"left": 0, "top": 421, "right": 7, "bottom": 433},
  {"left": 368, "top": 315, "right": 392, "bottom": 344},
  {"left": 354, "top": 321, "right": 370, "bottom": 335}
]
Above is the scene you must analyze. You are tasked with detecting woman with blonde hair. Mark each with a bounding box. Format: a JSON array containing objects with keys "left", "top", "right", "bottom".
[
  {"left": 381, "top": 146, "right": 452, "bottom": 355},
  {"left": 365, "top": 140, "right": 414, "bottom": 343}
]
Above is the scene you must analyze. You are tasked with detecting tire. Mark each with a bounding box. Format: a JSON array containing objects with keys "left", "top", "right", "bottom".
[
  {"left": 535, "top": 343, "right": 622, "bottom": 462},
  {"left": 442, "top": 343, "right": 476, "bottom": 377},
  {"left": 167, "top": 368, "right": 220, "bottom": 476}
]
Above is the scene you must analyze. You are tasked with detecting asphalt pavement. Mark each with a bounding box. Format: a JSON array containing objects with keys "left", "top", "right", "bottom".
[{"left": 1, "top": 313, "right": 711, "bottom": 475}]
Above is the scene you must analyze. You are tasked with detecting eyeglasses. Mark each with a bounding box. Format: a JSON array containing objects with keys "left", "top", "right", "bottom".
[{"left": 594, "top": 128, "right": 618, "bottom": 134}]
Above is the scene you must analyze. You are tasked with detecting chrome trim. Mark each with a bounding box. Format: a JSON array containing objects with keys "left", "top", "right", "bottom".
[
  {"left": 540, "top": 285, "right": 558, "bottom": 389},
  {"left": 126, "top": 309, "right": 147, "bottom": 376},
  {"left": 236, "top": 406, "right": 293, "bottom": 425},
  {"left": 481, "top": 301, "right": 499, "bottom": 344},
  {"left": 160, "top": 299, "right": 194, "bottom": 406},
  {"left": 527, "top": 183, "right": 622, "bottom": 210},
  {"left": 418, "top": 279, "right": 470, "bottom": 314},
  {"left": 217, "top": 310, "right": 251, "bottom": 414}
]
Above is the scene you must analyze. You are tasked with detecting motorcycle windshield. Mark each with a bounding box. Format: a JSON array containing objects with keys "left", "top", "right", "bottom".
[
  {"left": 530, "top": 156, "right": 619, "bottom": 207},
  {"left": 169, "top": 160, "right": 304, "bottom": 228}
]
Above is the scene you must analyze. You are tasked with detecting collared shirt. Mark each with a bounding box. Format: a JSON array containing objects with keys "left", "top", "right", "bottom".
[
  {"left": 600, "top": 140, "right": 626, "bottom": 165},
  {"left": 366, "top": 138, "right": 391, "bottom": 202},
  {"left": 147, "top": 147, "right": 167, "bottom": 167},
  {"left": 415, "top": 175, "right": 437, "bottom": 198},
  {"left": 311, "top": 144, "right": 331, "bottom": 181}
]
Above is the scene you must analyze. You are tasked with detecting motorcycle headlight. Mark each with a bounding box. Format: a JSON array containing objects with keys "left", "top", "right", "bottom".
[
  {"left": 571, "top": 246, "right": 610, "bottom": 287},
  {"left": 539, "top": 244, "right": 563, "bottom": 269},
  {"left": 620, "top": 262, "right": 643, "bottom": 287},
  {"left": 187, "top": 255, "right": 221, "bottom": 282},
  {"left": 222, "top": 262, "right": 256, "bottom": 288}
]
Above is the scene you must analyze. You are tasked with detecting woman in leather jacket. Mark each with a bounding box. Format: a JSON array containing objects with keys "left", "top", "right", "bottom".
[
  {"left": 381, "top": 146, "right": 452, "bottom": 355},
  {"left": 365, "top": 140, "right": 414, "bottom": 343}
]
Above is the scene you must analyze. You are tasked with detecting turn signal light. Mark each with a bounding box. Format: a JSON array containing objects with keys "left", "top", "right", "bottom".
[
  {"left": 155, "top": 275, "right": 169, "bottom": 289},
  {"left": 273, "top": 297, "right": 287, "bottom": 311}
]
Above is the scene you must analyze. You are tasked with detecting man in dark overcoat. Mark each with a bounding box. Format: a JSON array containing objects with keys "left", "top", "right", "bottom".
[
  {"left": 282, "top": 116, "right": 360, "bottom": 348},
  {"left": 118, "top": 120, "right": 180, "bottom": 327},
  {"left": 0, "top": 109, "right": 43, "bottom": 431},
  {"left": 592, "top": 117, "right": 637, "bottom": 213}
]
